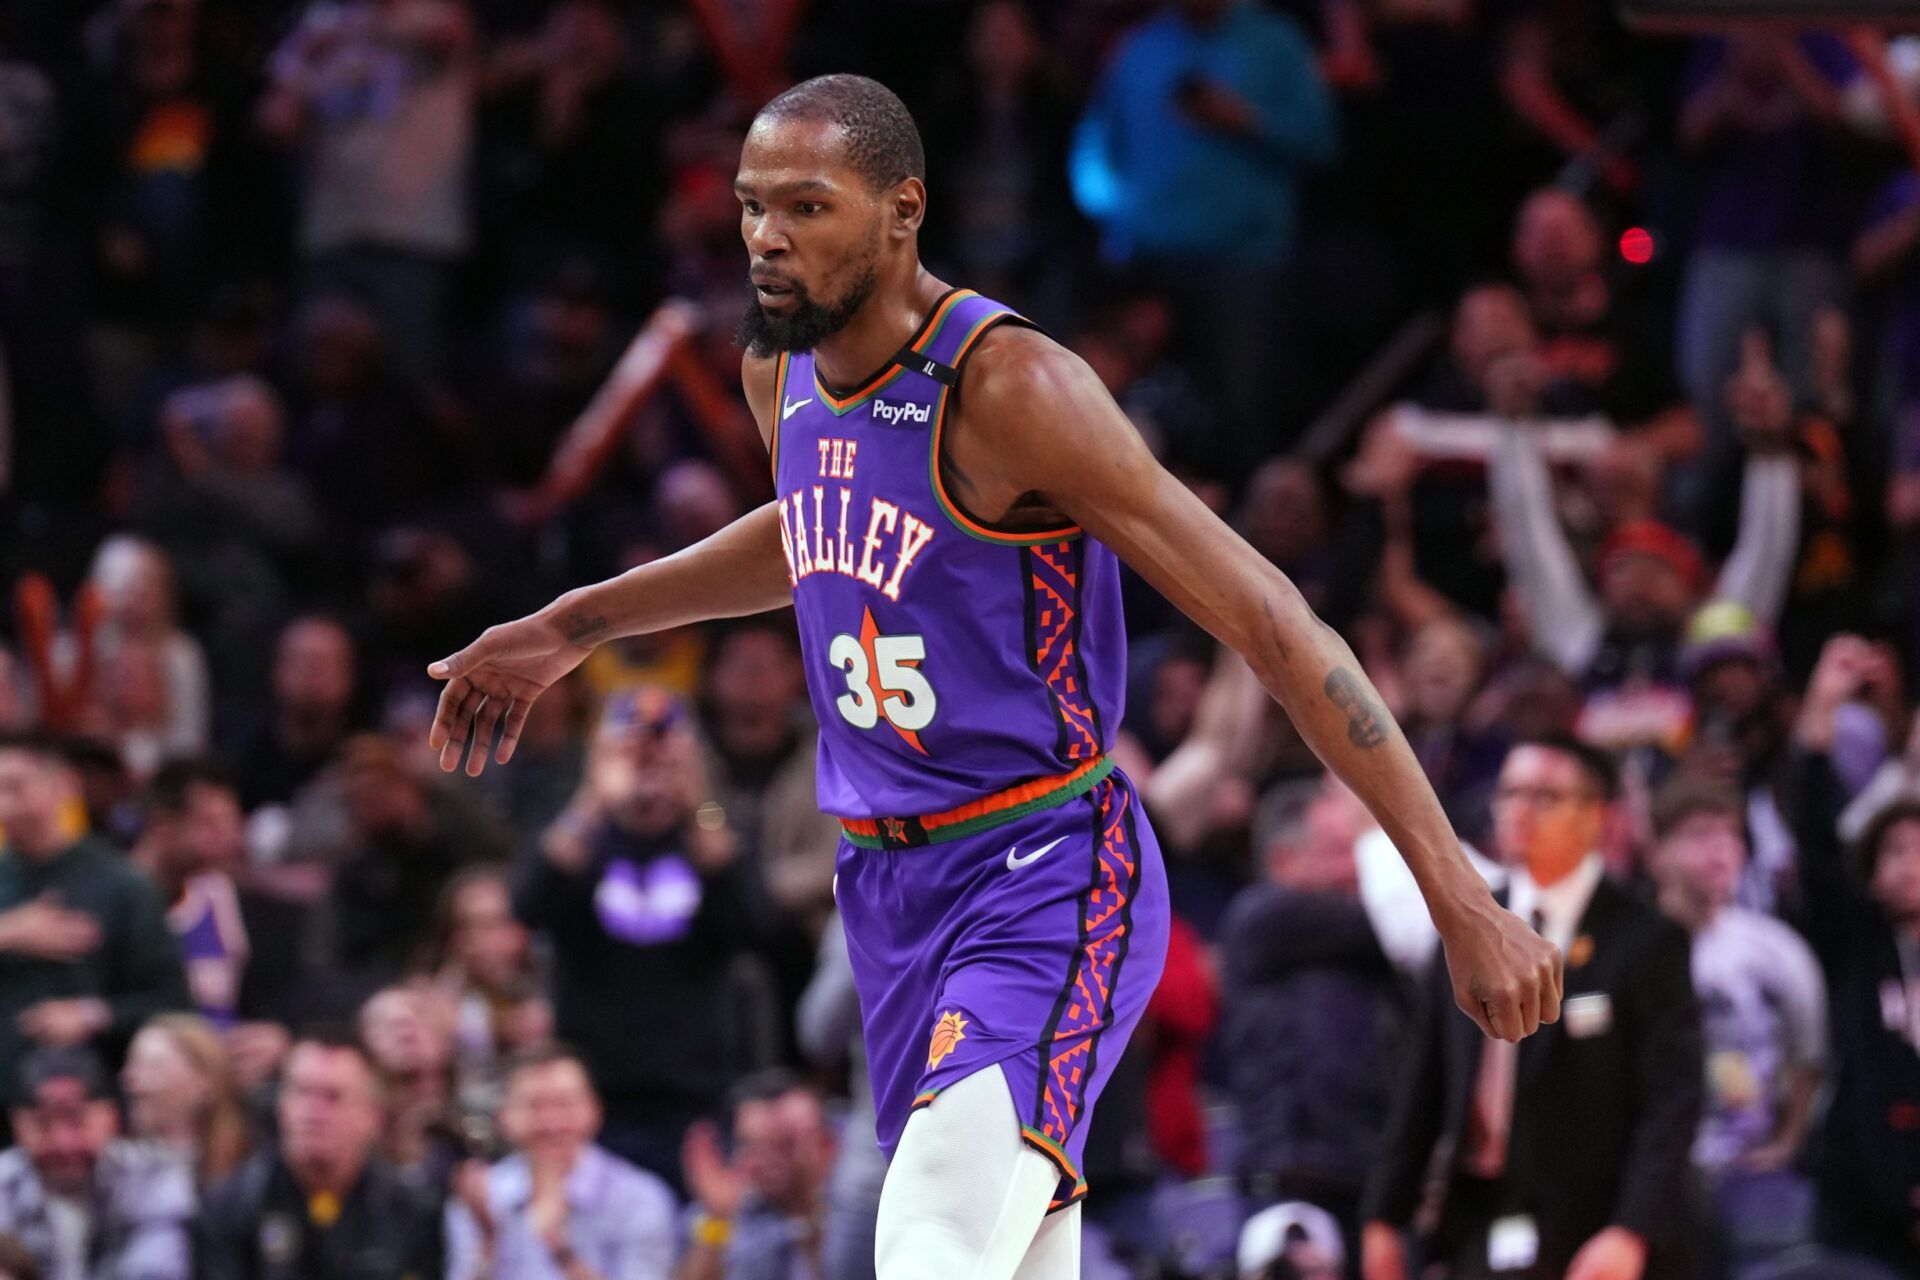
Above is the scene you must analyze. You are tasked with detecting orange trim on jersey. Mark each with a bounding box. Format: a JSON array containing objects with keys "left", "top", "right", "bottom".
[
  {"left": 814, "top": 289, "right": 976, "bottom": 413},
  {"left": 928, "top": 315, "right": 1083, "bottom": 546},
  {"left": 840, "top": 753, "right": 1110, "bottom": 846},
  {"left": 1019, "top": 1124, "right": 1082, "bottom": 1186},
  {"left": 768, "top": 351, "right": 790, "bottom": 478}
]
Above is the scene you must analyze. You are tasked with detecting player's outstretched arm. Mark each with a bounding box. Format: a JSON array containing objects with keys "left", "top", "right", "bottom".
[
  {"left": 952, "top": 327, "right": 1562, "bottom": 1042},
  {"left": 425, "top": 503, "right": 794, "bottom": 776},
  {"left": 427, "top": 351, "right": 794, "bottom": 778}
]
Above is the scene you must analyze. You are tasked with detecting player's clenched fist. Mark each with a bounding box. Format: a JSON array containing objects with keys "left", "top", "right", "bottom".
[
  {"left": 426, "top": 608, "right": 600, "bottom": 778},
  {"left": 1439, "top": 891, "right": 1564, "bottom": 1041}
]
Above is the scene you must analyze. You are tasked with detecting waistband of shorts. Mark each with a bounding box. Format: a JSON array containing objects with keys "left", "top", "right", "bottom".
[{"left": 840, "top": 754, "right": 1114, "bottom": 850}]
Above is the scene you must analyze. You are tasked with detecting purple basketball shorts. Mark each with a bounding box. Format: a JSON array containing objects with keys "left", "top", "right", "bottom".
[{"left": 835, "top": 767, "right": 1170, "bottom": 1210}]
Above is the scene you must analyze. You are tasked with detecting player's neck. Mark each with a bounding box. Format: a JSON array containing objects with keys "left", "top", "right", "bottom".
[{"left": 810, "top": 267, "right": 951, "bottom": 393}]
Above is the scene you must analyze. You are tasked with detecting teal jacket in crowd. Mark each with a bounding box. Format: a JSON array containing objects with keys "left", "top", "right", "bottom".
[{"left": 1070, "top": 1, "right": 1339, "bottom": 269}]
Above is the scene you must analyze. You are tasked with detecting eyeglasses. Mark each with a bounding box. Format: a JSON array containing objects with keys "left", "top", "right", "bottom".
[{"left": 1492, "top": 785, "right": 1598, "bottom": 810}]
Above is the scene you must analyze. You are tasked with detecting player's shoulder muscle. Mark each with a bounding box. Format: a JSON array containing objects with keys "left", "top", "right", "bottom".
[
  {"left": 742, "top": 351, "right": 779, "bottom": 448},
  {"left": 961, "top": 322, "right": 1105, "bottom": 423},
  {"left": 960, "top": 320, "right": 1138, "bottom": 458}
]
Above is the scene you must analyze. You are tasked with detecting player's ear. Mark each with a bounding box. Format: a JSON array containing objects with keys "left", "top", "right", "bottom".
[{"left": 892, "top": 177, "right": 926, "bottom": 239}]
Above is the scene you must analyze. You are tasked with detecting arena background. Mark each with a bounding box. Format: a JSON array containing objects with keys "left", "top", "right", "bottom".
[{"left": 0, "top": 0, "right": 1918, "bottom": 1277}]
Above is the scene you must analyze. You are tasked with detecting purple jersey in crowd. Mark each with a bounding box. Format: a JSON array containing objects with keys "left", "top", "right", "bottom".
[{"left": 772, "top": 288, "right": 1128, "bottom": 830}]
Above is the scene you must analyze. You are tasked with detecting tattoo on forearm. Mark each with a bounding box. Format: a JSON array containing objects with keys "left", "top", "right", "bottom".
[
  {"left": 560, "top": 612, "right": 611, "bottom": 645},
  {"left": 1323, "top": 667, "right": 1390, "bottom": 749}
]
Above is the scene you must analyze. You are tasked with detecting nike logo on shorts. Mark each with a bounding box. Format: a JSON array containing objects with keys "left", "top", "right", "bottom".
[
  {"left": 782, "top": 396, "right": 814, "bottom": 419},
  {"left": 1006, "top": 835, "right": 1068, "bottom": 870}
]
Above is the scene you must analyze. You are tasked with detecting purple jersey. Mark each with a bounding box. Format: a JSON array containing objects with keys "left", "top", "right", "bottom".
[{"left": 772, "top": 289, "right": 1127, "bottom": 827}]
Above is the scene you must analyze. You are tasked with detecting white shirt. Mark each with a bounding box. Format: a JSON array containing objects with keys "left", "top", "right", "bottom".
[
  {"left": 1354, "top": 827, "right": 1507, "bottom": 977},
  {"left": 1504, "top": 853, "right": 1605, "bottom": 952},
  {"left": 45, "top": 1194, "right": 89, "bottom": 1280}
]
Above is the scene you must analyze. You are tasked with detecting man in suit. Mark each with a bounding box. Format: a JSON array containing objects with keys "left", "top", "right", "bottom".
[{"left": 1361, "top": 736, "right": 1702, "bottom": 1280}]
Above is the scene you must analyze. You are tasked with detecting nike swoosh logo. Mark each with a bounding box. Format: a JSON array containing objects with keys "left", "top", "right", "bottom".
[
  {"left": 782, "top": 396, "right": 813, "bottom": 420},
  {"left": 1006, "top": 835, "right": 1068, "bottom": 870}
]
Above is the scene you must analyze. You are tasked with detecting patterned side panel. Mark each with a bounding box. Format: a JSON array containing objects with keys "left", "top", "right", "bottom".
[
  {"left": 1027, "top": 541, "right": 1101, "bottom": 764},
  {"left": 1034, "top": 778, "right": 1139, "bottom": 1159}
]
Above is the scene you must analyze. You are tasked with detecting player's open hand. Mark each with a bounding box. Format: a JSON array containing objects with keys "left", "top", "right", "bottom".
[
  {"left": 1440, "top": 891, "right": 1563, "bottom": 1042},
  {"left": 427, "top": 613, "right": 597, "bottom": 776}
]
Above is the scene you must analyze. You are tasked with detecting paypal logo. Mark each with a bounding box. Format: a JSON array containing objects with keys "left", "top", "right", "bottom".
[{"left": 872, "top": 399, "right": 931, "bottom": 426}]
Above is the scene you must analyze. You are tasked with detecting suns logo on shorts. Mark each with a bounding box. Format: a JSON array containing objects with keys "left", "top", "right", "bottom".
[{"left": 927, "top": 1010, "right": 968, "bottom": 1069}]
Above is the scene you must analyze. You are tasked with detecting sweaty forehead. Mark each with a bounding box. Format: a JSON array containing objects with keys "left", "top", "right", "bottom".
[{"left": 737, "top": 116, "right": 865, "bottom": 193}]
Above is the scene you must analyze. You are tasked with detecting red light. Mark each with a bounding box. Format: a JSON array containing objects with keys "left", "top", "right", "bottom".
[{"left": 1619, "top": 227, "right": 1654, "bottom": 265}]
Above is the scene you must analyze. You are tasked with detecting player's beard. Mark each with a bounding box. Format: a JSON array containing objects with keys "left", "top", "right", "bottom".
[{"left": 737, "top": 252, "right": 880, "bottom": 357}]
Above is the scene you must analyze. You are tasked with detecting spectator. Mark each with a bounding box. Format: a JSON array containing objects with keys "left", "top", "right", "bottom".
[
  {"left": 1782, "top": 635, "right": 1920, "bottom": 1273},
  {"left": 517, "top": 688, "right": 783, "bottom": 1186},
  {"left": 71, "top": 535, "right": 210, "bottom": 780},
  {"left": 445, "top": 1044, "right": 676, "bottom": 1280},
  {"left": 1675, "top": 34, "right": 1857, "bottom": 453},
  {"left": 0, "top": 1046, "right": 194, "bottom": 1280},
  {"left": 231, "top": 614, "right": 362, "bottom": 814},
  {"left": 1509, "top": 188, "right": 1696, "bottom": 460},
  {"left": 1070, "top": 0, "right": 1338, "bottom": 466},
  {"left": 418, "top": 866, "right": 551, "bottom": 1138},
  {"left": 0, "top": 734, "right": 189, "bottom": 1090},
  {"left": 258, "top": 0, "right": 478, "bottom": 387},
  {"left": 1363, "top": 737, "right": 1703, "bottom": 1280},
  {"left": 198, "top": 1028, "right": 444, "bottom": 1279},
  {"left": 678, "top": 1072, "right": 834, "bottom": 1280},
  {"left": 277, "top": 294, "right": 454, "bottom": 530},
  {"left": 1648, "top": 775, "right": 1825, "bottom": 1268},
  {"left": 1223, "top": 777, "right": 1399, "bottom": 1255},
  {"left": 1390, "top": 616, "right": 1506, "bottom": 845},
  {"left": 320, "top": 734, "right": 507, "bottom": 985},
  {"left": 1673, "top": 602, "right": 1801, "bottom": 913},
  {"left": 128, "top": 759, "right": 310, "bottom": 1086},
  {"left": 697, "top": 619, "right": 838, "bottom": 939},
  {"left": 1354, "top": 284, "right": 1598, "bottom": 623},
  {"left": 923, "top": 0, "right": 1081, "bottom": 314},
  {"left": 1703, "top": 321, "right": 1873, "bottom": 678},
  {"left": 131, "top": 375, "right": 322, "bottom": 700},
  {"left": 78, "top": 0, "right": 257, "bottom": 402},
  {"left": 128, "top": 760, "right": 250, "bottom": 1028},
  {"left": 358, "top": 984, "right": 463, "bottom": 1197},
  {"left": 1143, "top": 913, "right": 1218, "bottom": 1181},
  {"left": 465, "top": 265, "right": 625, "bottom": 491},
  {"left": 474, "top": 0, "right": 659, "bottom": 293},
  {"left": 1487, "top": 394, "right": 1802, "bottom": 764},
  {"left": 120, "top": 1014, "right": 252, "bottom": 1189}
]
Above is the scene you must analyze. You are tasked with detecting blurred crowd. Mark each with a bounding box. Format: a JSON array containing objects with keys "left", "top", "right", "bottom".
[{"left": 1, "top": 0, "right": 1920, "bottom": 1277}]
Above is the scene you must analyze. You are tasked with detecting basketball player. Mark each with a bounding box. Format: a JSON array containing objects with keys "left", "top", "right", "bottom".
[{"left": 426, "top": 76, "right": 1561, "bottom": 1280}]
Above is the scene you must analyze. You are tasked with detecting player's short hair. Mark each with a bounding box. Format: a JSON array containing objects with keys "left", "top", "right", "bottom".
[
  {"left": 1512, "top": 733, "right": 1619, "bottom": 802},
  {"left": 756, "top": 74, "right": 926, "bottom": 191}
]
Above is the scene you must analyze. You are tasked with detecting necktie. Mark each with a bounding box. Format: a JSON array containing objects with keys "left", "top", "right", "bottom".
[{"left": 1460, "top": 910, "right": 1546, "bottom": 1178}]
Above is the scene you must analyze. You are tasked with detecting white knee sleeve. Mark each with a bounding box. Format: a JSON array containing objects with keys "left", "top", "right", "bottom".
[{"left": 873, "top": 1064, "right": 1075, "bottom": 1280}]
